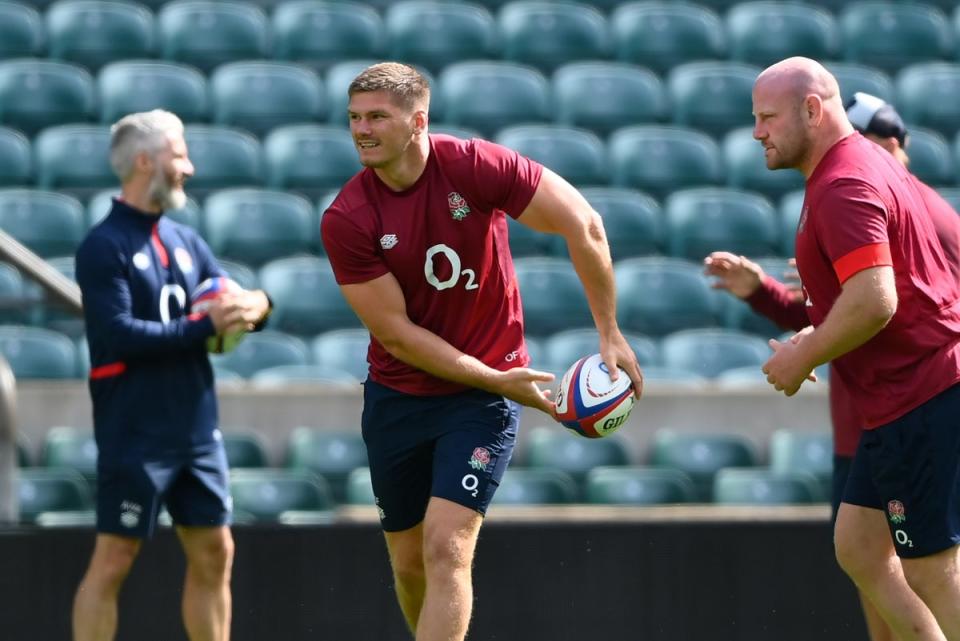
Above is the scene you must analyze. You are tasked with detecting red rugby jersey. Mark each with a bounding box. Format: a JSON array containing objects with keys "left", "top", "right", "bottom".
[
  {"left": 796, "top": 133, "right": 960, "bottom": 428},
  {"left": 321, "top": 134, "right": 543, "bottom": 395}
]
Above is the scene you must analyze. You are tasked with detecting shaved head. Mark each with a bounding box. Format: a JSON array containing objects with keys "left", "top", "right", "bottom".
[{"left": 752, "top": 57, "right": 853, "bottom": 177}]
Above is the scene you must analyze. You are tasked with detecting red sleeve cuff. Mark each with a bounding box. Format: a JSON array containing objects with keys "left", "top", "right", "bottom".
[{"left": 833, "top": 242, "right": 892, "bottom": 284}]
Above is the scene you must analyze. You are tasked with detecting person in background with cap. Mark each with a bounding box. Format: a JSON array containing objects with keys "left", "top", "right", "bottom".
[{"left": 704, "top": 90, "right": 960, "bottom": 641}]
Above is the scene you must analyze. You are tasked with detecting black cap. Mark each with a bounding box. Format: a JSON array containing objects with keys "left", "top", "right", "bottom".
[{"left": 845, "top": 92, "right": 907, "bottom": 147}]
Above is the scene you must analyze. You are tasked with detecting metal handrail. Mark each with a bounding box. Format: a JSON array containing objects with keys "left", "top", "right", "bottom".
[{"left": 0, "top": 355, "right": 17, "bottom": 524}]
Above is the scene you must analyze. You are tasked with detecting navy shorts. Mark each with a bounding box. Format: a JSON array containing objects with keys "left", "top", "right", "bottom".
[
  {"left": 361, "top": 380, "right": 521, "bottom": 532},
  {"left": 831, "top": 455, "right": 854, "bottom": 524},
  {"left": 96, "top": 436, "right": 232, "bottom": 539},
  {"left": 843, "top": 383, "right": 960, "bottom": 558}
]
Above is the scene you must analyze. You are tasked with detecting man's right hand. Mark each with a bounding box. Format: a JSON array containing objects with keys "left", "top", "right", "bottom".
[
  {"left": 491, "top": 368, "right": 557, "bottom": 419},
  {"left": 204, "top": 295, "right": 249, "bottom": 335},
  {"left": 703, "top": 252, "right": 766, "bottom": 299}
]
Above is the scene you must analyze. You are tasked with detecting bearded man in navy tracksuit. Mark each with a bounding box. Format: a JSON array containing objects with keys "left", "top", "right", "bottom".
[{"left": 72, "top": 110, "right": 271, "bottom": 641}]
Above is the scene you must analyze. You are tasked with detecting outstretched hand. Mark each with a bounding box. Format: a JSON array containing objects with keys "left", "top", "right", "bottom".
[
  {"left": 494, "top": 367, "right": 557, "bottom": 418},
  {"left": 703, "top": 252, "right": 765, "bottom": 299}
]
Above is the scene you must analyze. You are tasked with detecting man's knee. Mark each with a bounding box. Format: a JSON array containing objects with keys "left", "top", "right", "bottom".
[
  {"left": 421, "top": 506, "right": 480, "bottom": 576},
  {"left": 901, "top": 547, "right": 960, "bottom": 599},
  {"left": 181, "top": 528, "right": 234, "bottom": 585},
  {"left": 85, "top": 535, "right": 141, "bottom": 590}
]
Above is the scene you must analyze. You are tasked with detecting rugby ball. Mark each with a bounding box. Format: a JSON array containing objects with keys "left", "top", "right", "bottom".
[
  {"left": 555, "top": 354, "right": 635, "bottom": 438},
  {"left": 190, "top": 277, "right": 246, "bottom": 354}
]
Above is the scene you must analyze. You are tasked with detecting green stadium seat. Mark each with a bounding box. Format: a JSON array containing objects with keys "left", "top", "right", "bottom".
[
  {"left": 25, "top": 255, "right": 84, "bottom": 338},
  {"left": 826, "top": 62, "right": 895, "bottom": 105},
  {"left": 344, "top": 466, "right": 376, "bottom": 505},
  {"left": 221, "top": 430, "right": 268, "bottom": 468},
  {"left": 639, "top": 366, "right": 708, "bottom": 386},
  {"left": 667, "top": 61, "right": 760, "bottom": 137},
  {"left": 258, "top": 256, "right": 360, "bottom": 335},
  {"left": 840, "top": 2, "right": 952, "bottom": 74},
  {"left": 506, "top": 216, "right": 552, "bottom": 258},
  {"left": 210, "top": 61, "right": 324, "bottom": 136},
  {"left": 498, "top": 1, "right": 609, "bottom": 72},
  {"left": 572, "top": 187, "right": 662, "bottom": 260},
  {"left": 0, "top": 2, "right": 43, "bottom": 58},
  {"left": 45, "top": 0, "right": 154, "bottom": 71},
  {"left": 229, "top": 468, "right": 333, "bottom": 523},
  {"left": 34, "top": 125, "right": 114, "bottom": 200},
  {"left": 553, "top": 62, "right": 666, "bottom": 136},
  {"left": 0, "top": 189, "right": 84, "bottom": 257},
  {"left": 718, "top": 257, "right": 795, "bottom": 337},
  {"left": 902, "top": 126, "right": 955, "bottom": 186},
  {"left": 210, "top": 330, "right": 310, "bottom": 379},
  {"left": 713, "top": 364, "right": 768, "bottom": 388},
  {"left": 723, "top": 127, "right": 806, "bottom": 200},
  {"left": 495, "top": 125, "right": 607, "bottom": 186},
  {"left": 936, "top": 187, "right": 960, "bottom": 213},
  {"left": 216, "top": 259, "right": 258, "bottom": 291},
  {"left": 726, "top": 2, "right": 837, "bottom": 67},
  {"left": 286, "top": 428, "right": 368, "bottom": 504},
  {"left": 431, "top": 125, "right": 482, "bottom": 140},
  {"left": 0, "top": 60, "right": 95, "bottom": 135},
  {"left": 779, "top": 189, "right": 805, "bottom": 257},
  {"left": 97, "top": 61, "right": 209, "bottom": 125},
  {"left": 664, "top": 188, "right": 780, "bottom": 261},
  {"left": 212, "top": 365, "right": 243, "bottom": 385},
  {"left": 311, "top": 328, "right": 370, "bottom": 382},
  {"left": 585, "top": 466, "right": 697, "bottom": 505},
  {"left": 0, "top": 127, "right": 31, "bottom": 186},
  {"left": 660, "top": 328, "right": 770, "bottom": 379},
  {"left": 0, "top": 262, "right": 29, "bottom": 325},
  {"left": 614, "top": 257, "right": 719, "bottom": 336},
  {"left": 18, "top": 468, "right": 93, "bottom": 523},
  {"left": 203, "top": 188, "right": 316, "bottom": 265},
  {"left": 769, "top": 429, "right": 833, "bottom": 501},
  {"left": 526, "top": 426, "right": 630, "bottom": 483},
  {"left": 650, "top": 429, "right": 757, "bottom": 502},
  {"left": 264, "top": 125, "right": 362, "bottom": 200},
  {"left": 41, "top": 426, "right": 97, "bottom": 481},
  {"left": 183, "top": 126, "right": 262, "bottom": 198},
  {"left": 543, "top": 328, "right": 659, "bottom": 373},
  {"left": 513, "top": 257, "right": 592, "bottom": 336},
  {"left": 438, "top": 61, "right": 550, "bottom": 137},
  {"left": 158, "top": 0, "right": 269, "bottom": 73},
  {"left": 896, "top": 63, "right": 960, "bottom": 138},
  {"left": 0, "top": 325, "right": 76, "bottom": 379},
  {"left": 272, "top": 1, "right": 384, "bottom": 70},
  {"left": 608, "top": 125, "right": 722, "bottom": 199},
  {"left": 524, "top": 335, "right": 546, "bottom": 371},
  {"left": 250, "top": 364, "right": 360, "bottom": 388},
  {"left": 385, "top": 1, "right": 497, "bottom": 74},
  {"left": 612, "top": 2, "right": 725, "bottom": 75},
  {"left": 491, "top": 469, "right": 578, "bottom": 505},
  {"left": 87, "top": 189, "right": 200, "bottom": 231},
  {"left": 713, "top": 467, "right": 821, "bottom": 505}
]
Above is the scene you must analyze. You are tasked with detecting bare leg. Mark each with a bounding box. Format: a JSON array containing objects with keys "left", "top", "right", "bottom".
[
  {"left": 176, "top": 526, "right": 234, "bottom": 641},
  {"left": 384, "top": 521, "right": 427, "bottom": 633},
  {"left": 72, "top": 534, "right": 142, "bottom": 641},
  {"left": 835, "top": 503, "right": 945, "bottom": 641},
  {"left": 860, "top": 589, "right": 898, "bottom": 641},
  {"left": 415, "top": 498, "right": 482, "bottom": 641},
  {"left": 902, "top": 546, "right": 960, "bottom": 641}
]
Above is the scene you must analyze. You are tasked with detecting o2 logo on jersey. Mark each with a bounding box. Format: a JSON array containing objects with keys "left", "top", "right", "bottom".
[
  {"left": 424, "top": 244, "right": 478, "bottom": 292},
  {"left": 158, "top": 284, "right": 187, "bottom": 324}
]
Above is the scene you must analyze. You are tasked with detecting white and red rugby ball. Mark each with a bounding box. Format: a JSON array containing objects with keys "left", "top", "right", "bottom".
[
  {"left": 555, "top": 354, "right": 635, "bottom": 438},
  {"left": 190, "top": 276, "right": 246, "bottom": 354}
]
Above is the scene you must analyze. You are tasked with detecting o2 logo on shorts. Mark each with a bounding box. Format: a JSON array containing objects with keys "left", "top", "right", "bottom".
[
  {"left": 461, "top": 474, "right": 479, "bottom": 498},
  {"left": 894, "top": 529, "right": 914, "bottom": 548},
  {"left": 424, "top": 244, "right": 478, "bottom": 292}
]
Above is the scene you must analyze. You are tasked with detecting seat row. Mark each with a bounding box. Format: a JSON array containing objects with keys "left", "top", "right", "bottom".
[
  {"left": 16, "top": 425, "right": 833, "bottom": 524},
  {"left": 0, "top": 317, "right": 820, "bottom": 384},
  {"left": 6, "top": 53, "right": 960, "bottom": 141},
  {"left": 3, "top": 0, "right": 960, "bottom": 76}
]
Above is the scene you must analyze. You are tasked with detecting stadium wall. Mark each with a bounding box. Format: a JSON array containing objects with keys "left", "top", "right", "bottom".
[
  {"left": 0, "top": 513, "right": 866, "bottom": 641},
  {"left": 17, "top": 383, "right": 830, "bottom": 463}
]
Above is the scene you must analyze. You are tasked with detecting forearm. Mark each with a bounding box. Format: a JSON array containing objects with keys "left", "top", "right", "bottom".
[
  {"left": 377, "top": 320, "right": 505, "bottom": 393},
  {"left": 746, "top": 276, "right": 810, "bottom": 331},
  {"left": 95, "top": 314, "right": 215, "bottom": 357},
  {"left": 795, "top": 289, "right": 893, "bottom": 369},
  {"left": 563, "top": 213, "right": 619, "bottom": 336}
]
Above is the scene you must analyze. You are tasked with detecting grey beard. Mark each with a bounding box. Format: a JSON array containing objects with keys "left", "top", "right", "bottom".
[{"left": 148, "top": 171, "right": 187, "bottom": 211}]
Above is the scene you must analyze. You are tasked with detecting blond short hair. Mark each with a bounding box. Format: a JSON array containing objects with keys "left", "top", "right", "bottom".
[
  {"left": 109, "top": 109, "right": 184, "bottom": 181},
  {"left": 348, "top": 62, "right": 430, "bottom": 111}
]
